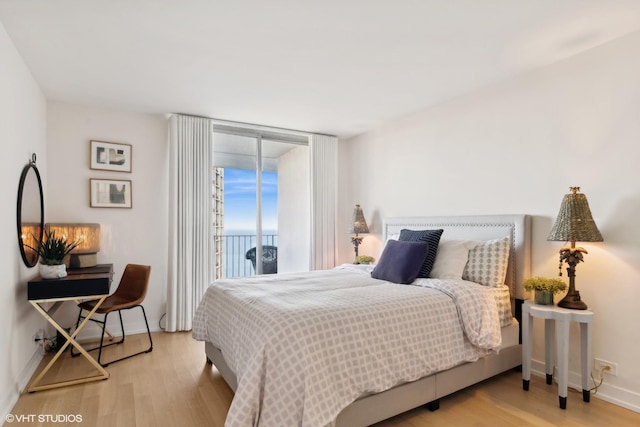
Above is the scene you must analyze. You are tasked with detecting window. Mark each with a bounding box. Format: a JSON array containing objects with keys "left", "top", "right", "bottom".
[{"left": 212, "top": 125, "right": 310, "bottom": 277}]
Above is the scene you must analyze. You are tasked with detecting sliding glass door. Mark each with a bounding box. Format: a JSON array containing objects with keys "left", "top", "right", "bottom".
[{"left": 212, "top": 127, "right": 309, "bottom": 278}]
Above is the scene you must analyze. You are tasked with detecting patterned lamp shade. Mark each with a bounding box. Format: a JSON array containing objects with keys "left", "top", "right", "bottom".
[
  {"left": 547, "top": 187, "right": 601, "bottom": 310},
  {"left": 547, "top": 187, "right": 603, "bottom": 243},
  {"left": 349, "top": 204, "right": 369, "bottom": 234}
]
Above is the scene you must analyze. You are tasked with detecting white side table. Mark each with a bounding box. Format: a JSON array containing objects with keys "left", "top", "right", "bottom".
[{"left": 521, "top": 300, "right": 594, "bottom": 409}]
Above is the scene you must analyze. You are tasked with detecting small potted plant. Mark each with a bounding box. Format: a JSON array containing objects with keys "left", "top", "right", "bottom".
[
  {"left": 28, "top": 230, "right": 79, "bottom": 279},
  {"left": 354, "top": 255, "right": 375, "bottom": 265},
  {"left": 523, "top": 276, "right": 568, "bottom": 305}
]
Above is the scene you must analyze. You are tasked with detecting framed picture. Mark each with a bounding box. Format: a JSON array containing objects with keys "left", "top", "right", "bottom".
[
  {"left": 90, "top": 140, "right": 132, "bottom": 172},
  {"left": 90, "top": 179, "right": 132, "bottom": 208}
]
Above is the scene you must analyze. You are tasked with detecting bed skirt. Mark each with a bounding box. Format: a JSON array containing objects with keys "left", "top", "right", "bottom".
[{"left": 205, "top": 339, "right": 522, "bottom": 427}]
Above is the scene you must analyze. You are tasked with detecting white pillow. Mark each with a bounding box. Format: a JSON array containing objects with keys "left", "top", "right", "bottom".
[
  {"left": 429, "top": 239, "right": 478, "bottom": 280},
  {"left": 383, "top": 233, "right": 399, "bottom": 248},
  {"left": 462, "top": 236, "right": 511, "bottom": 287}
]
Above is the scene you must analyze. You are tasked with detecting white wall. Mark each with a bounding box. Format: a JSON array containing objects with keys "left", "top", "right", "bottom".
[
  {"left": 339, "top": 30, "right": 640, "bottom": 411},
  {"left": 0, "top": 22, "right": 48, "bottom": 418},
  {"left": 46, "top": 102, "right": 169, "bottom": 337}
]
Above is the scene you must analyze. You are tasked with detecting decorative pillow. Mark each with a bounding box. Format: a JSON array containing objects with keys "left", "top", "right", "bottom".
[
  {"left": 429, "top": 239, "right": 479, "bottom": 280},
  {"left": 383, "top": 233, "right": 399, "bottom": 249},
  {"left": 371, "top": 240, "right": 430, "bottom": 284},
  {"left": 462, "top": 236, "right": 511, "bottom": 287},
  {"left": 398, "top": 229, "right": 444, "bottom": 278}
]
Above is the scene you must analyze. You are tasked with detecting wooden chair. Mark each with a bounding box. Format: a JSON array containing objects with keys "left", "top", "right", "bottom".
[{"left": 71, "top": 264, "right": 153, "bottom": 366}]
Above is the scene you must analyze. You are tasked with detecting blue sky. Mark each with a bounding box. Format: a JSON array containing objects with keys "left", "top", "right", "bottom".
[{"left": 224, "top": 168, "right": 278, "bottom": 233}]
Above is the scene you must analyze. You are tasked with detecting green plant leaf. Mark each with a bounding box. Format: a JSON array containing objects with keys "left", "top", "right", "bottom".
[
  {"left": 523, "top": 276, "right": 568, "bottom": 294},
  {"left": 29, "top": 229, "right": 80, "bottom": 265}
]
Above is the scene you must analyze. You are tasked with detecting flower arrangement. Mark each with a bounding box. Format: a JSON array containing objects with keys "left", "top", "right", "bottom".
[
  {"left": 523, "top": 276, "right": 568, "bottom": 294},
  {"left": 354, "top": 255, "right": 375, "bottom": 265}
]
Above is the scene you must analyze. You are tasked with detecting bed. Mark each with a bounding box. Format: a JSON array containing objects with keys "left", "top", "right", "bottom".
[{"left": 193, "top": 214, "right": 531, "bottom": 427}]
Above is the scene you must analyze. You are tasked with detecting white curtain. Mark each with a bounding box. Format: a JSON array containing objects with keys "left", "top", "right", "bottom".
[
  {"left": 166, "top": 114, "right": 214, "bottom": 332},
  {"left": 309, "top": 134, "right": 338, "bottom": 270}
]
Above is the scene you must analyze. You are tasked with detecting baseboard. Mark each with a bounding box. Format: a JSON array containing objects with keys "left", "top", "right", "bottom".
[
  {"left": 531, "top": 359, "right": 640, "bottom": 413},
  {"left": 1, "top": 348, "right": 43, "bottom": 423}
]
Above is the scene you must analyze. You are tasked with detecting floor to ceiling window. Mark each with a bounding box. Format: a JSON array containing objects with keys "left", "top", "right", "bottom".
[{"left": 212, "top": 125, "right": 310, "bottom": 278}]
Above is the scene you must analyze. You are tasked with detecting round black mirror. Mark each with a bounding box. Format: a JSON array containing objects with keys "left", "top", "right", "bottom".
[{"left": 17, "top": 154, "right": 44, "bottom": 267}]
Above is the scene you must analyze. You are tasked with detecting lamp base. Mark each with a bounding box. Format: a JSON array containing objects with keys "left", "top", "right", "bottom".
[
  {"left": 69, "top": 253, "right": 97, "bottom": 269},
  {"left": 557, "top": 290, "right": 588, "bottom": 310},
  {"left": 351, "top": 235, "right": 363, "bottom": 259}
]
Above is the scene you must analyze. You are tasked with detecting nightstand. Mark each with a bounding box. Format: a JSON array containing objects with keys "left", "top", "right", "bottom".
[{"left": 521, "top": 300, "right": 594, "bottom": 409}]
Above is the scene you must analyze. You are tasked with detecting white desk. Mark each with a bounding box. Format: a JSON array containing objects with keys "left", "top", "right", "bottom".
[{"left": 522, "top": 300, "right": 594, "bottom": 409}]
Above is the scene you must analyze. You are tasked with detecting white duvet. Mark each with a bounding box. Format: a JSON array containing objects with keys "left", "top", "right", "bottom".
[{"left": 192, "top": 265, "right": 503, "bottom": 427}]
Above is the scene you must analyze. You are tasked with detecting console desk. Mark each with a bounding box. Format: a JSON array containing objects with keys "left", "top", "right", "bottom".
[{"left": 27, "top": 264, "right": 113, "bottom": 392}]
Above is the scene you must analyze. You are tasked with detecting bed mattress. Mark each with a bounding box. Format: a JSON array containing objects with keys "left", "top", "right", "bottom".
[{"left": 193, "top": 265, "right": 509, "bottom": 427}]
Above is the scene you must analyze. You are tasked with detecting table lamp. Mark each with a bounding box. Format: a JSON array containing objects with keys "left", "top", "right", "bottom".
[
  {"left": 349, "top": 204, "right": 369, "bottom": 259},
  {"left": 45, "top": 223, "right": 101, "bottom": 268},
  {"left": 547, "top": 187, "right": 602, "bottom": 310}
]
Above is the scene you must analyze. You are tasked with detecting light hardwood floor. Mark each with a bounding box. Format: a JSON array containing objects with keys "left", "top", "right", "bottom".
[{"left": 7, "top": 331, "right": 640, "bottom": 426}]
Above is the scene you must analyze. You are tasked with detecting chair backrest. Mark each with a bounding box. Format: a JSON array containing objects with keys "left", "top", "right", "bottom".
[
  {"left": 245, "top": 246, "right": 277, "bottom": 274},
  {"left": 112, "top": 264, "right": 151, "bottom": 306},
  {"left": 245, "top": 245, "right": 278, "bottom": 262}
]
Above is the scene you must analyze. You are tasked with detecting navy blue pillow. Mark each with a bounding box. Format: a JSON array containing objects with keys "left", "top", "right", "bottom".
[
  {"left": 398, "top": 228, "right": 444, "bottom": 278},
  {"left": 371, "top": 240, "right": 430, "bottom": 284}
]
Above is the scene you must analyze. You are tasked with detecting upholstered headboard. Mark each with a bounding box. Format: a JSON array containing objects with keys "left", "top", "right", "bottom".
[{"left": 383, "top": 214, "right": 531, "bottom": 301}]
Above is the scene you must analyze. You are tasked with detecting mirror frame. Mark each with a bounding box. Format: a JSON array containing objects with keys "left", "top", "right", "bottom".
[{"left": 17, "top": 154, "right": 44, "bottom": 268}]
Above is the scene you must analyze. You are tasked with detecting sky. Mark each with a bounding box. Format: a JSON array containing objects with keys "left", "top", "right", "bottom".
[{"left": 223, "top": 168, "right": 278, "bottom": 233}]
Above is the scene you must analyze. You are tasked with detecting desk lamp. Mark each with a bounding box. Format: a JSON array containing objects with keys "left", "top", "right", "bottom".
[{"left": 45, "top": 223, "right": 101, "bottom": 268}]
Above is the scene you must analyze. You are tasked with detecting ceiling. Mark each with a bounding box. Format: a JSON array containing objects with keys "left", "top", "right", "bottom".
[{"left": 2, "top": 1, "right": 640, "bottom": 138}]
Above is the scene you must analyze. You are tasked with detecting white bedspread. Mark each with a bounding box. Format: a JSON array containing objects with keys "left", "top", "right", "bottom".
[{"left": 192, "top": 265, "right": 502, "bottom": 427}]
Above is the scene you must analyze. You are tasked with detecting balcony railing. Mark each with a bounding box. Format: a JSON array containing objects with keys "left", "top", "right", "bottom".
[{"left": 223, "top": 234, "right": 278, "bottom": 278}]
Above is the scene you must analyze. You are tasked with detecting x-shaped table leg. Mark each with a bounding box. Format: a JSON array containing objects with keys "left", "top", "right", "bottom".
[{"left": 28, "top": 295, "right": 109, "bottom": 392}]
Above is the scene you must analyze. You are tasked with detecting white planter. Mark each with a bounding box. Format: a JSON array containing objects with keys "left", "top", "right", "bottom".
[{"left": 39, "top": 263, "right": 67, "bottom": 279}]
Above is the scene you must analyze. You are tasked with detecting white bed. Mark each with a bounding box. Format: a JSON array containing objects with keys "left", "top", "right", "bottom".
[{"left": 194, "top": 214, "right": 531, "bottom": 427}]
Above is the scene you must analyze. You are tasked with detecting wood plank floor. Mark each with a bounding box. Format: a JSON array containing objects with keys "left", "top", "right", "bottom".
[{"left": 8, "top": 331, "right": 640, "bottom": 426}]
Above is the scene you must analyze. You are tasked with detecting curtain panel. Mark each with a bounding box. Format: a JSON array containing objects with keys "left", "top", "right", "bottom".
[
  {"left": 166, "top": 114, "right": 214, "bottom": 332},
  {"left": 309, "top": 134, "right": 338, "bottom": 270}
]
